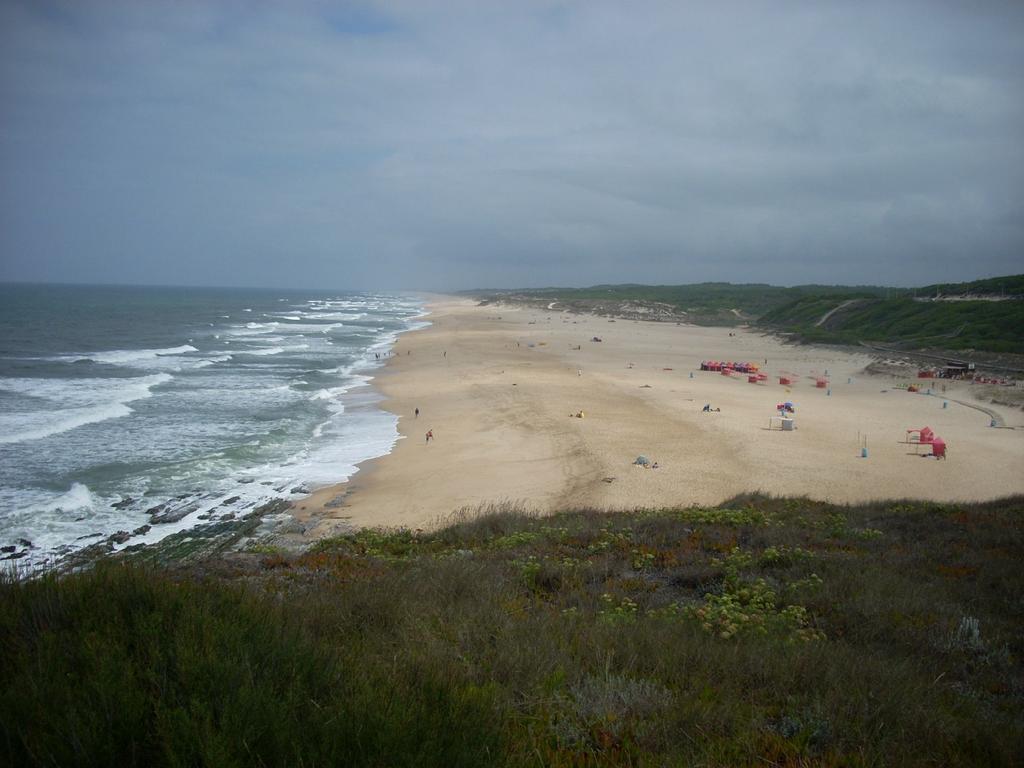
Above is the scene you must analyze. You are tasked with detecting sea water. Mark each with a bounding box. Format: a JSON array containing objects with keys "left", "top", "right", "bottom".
[{"left": 0, "top": 284, "right": 427, "bottom": 567}]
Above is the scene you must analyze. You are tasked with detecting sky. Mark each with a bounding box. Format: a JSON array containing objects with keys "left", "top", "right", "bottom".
[{"left": 1, "top": 0, "right": 1022, "bottom": 291}]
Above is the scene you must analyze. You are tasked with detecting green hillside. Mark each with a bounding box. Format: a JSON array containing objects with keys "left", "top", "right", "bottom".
[
  {"left": 912, "top": 275, "right": 1024, "bottom": 299},
  {"left": 3, "top": 497, "right": 1022, "bottom": 766},
  {"left": 474, "top": 275, "right": 1024, "bottom": 354},
  {"left": 762, "top": 295, "right": 1024, "bottom": 354},
  {"left": 476, "top": 283, "right": 887, "bottom": 325}
]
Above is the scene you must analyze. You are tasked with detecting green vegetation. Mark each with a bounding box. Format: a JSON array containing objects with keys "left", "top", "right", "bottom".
[
  {"left": 3, "top": 496, "right": 1023, "bottom": 766},
  {"left": 914, "top": 274, "right": 1024, "bottom": 299},
  {"left": 478, "top": 282, "right": 886, "bottom": 325},
  {"left": 475, "top": 274, "right": 1024, "bottom": 353},
  {"left": 761, "top": 295, "right": 1024, "bottom": 354}
]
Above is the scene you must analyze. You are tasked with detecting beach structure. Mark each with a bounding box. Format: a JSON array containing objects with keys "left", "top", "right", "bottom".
[
  {"left": 768, "top": 415, "right": 795, "bottom": 431},
  {"left": 701, "top": 360, "right": 761, "bottom": 373},
  {"left": 815, "top": 377, "right": 828, "bottom": 389},
  {"left": 906, "top": 427, "right": 935, "bottom": 444},
  {"left": 931, "top": 437, "right": 947, "bottom": 459},
  {"left": 938, "top": 361, "right": 974, "bottom": 379}
]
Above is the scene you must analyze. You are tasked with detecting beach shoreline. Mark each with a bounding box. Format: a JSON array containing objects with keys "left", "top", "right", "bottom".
[{"left": 292, "top": 296, "right": 1024, "bottom": 539}]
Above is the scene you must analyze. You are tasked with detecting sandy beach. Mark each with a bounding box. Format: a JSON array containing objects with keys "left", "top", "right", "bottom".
[{"left": 295, "top": 297, "right": 1024, "bottom": 537}]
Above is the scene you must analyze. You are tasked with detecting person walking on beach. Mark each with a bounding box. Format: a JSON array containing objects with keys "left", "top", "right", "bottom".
[
  {"left": 415, "top": 407, "right": 419, "bottom": 419},
  {"left": 425, "top": 429, "right": 433, "bottom": 444}
]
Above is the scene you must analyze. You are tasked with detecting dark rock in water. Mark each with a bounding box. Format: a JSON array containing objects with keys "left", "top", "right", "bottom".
[
  {"left": 238, "top": 478, "right": 255, "bottom": 484},
  {"left": 177, "top": 493, "right": 191, "bottom": 500},
  {"left": 149, "top": 503, "right": 198, "bottom": 525},
  {"left": 220, "top": 512, "right": 236, "bottom": 521},
  {"left": 75, "top": 516, "right": 87, "bottom": 522},
  {"left": 1, "top": 551, "right": 27, "bottom": 561},
  {"left": 197, "top": 513, "right": 212, "bottom": 520},
  {"left": 111, "top": 497, "right": 134, "bottom": 510},
  {"left": 109, "top": 531, "right": 131, "bottom": 545},
  {"left": 132, "top": 524, "right": 152, "bottom": 536},
  {"left": 220, "top": 496, "right": 241, "bottom": 506},
  {"left": 17, "top": 538, "right": 34, "bottom": 549},
  {"left": 291, "top": 485, "right": 311, "bottom": 495},
  {"left": 75, "top": 532, "right": 103, "bottom": 541},
  {"left": 0, "top": 545, "right": 15, "bottom": 553}
]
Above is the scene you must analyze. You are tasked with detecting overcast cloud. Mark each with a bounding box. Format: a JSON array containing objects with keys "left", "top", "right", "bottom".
[{"left": 1, "top": 0, "right": 1022, "bottom": 290}]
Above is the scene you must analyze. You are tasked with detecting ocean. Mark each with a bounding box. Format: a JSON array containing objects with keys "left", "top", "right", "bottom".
[{"left": 0, "top": 283, "right": 426, "bottom": 567}]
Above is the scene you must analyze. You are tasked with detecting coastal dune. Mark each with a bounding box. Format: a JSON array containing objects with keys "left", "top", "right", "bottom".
[{"left": 297, "top": 298, "right": 1024, "bottom": 536}]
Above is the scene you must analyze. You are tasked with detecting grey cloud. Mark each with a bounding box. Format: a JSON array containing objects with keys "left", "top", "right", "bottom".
[{"left": 1, "top": 0, "right": 1022, "bottom": 290}]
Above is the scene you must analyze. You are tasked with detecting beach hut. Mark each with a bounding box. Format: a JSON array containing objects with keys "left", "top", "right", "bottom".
[
  {"left": 778, "top": 376, "right": 792, "bottom": 386},
  {"left": 748, "top": 375, "right": 759, "bottom": 384},
  {"left": 931, "top": 437, "right": 947, "bottom": 459},
  {"left": 815, "top": 377, "right": 828, "bottom": 389}
]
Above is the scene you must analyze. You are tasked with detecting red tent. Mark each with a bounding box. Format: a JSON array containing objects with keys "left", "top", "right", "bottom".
[
  {"left": 906, "top": 427, "right": 934, "bottom": 444},
  {"left": 931, "top": 437, "right": 946, "bottom": 459}
]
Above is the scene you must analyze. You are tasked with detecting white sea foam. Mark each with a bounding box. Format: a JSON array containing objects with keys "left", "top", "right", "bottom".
[
  {"left": 26, "top": 482, "right": 96, "bottom": 514},
  {"left": 0, "top": 291, "right": 427, "bottom": 568},
  {"left": 302, "top": 311, "right": 367, "bottom": 321},
  {"left": 0, "top": 373, "right": 172, "bottom": 445},
  {"left": 63, "top": 344, "right": 197, "bottom": 367},
  {"left": 238, "top": 346, "right": 287, "bottom": 356},
  {"left": 309, "top": 388, "right": 341, "bottom": 401}
]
